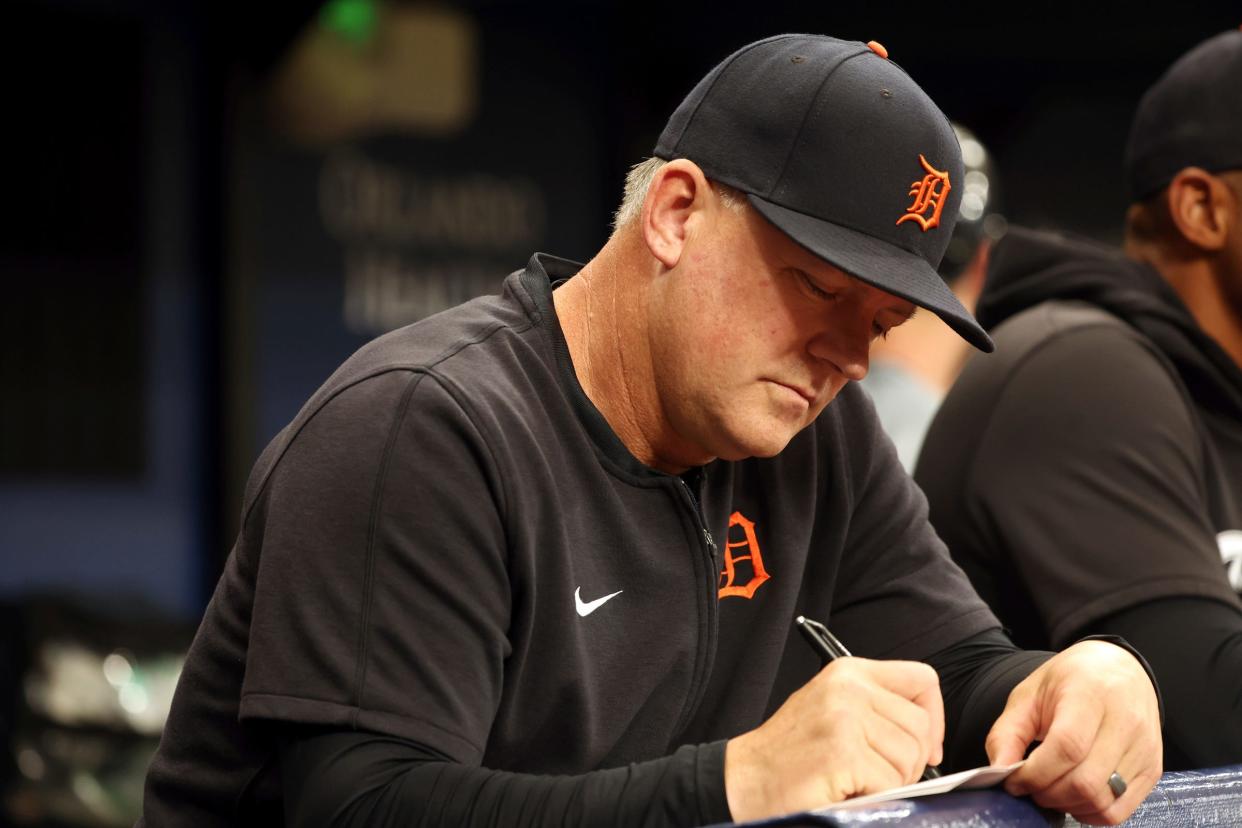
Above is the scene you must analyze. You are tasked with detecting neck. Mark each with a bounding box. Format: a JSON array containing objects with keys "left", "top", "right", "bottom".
[
  {"left": 554, "top": 229, "right": 694, "bottom": 472},
  {"left": 1129, "top": 241, "right": 1242, "bottom": 369}
]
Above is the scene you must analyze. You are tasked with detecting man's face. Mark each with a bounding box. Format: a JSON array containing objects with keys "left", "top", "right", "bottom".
[{"left": 647, "top": 196, "right": 917, "bottom": 466}]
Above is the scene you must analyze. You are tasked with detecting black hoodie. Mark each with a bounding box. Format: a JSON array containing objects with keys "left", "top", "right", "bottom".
[
  {"left": 977, "top": 227, "right": 1242, "bottom": 424},
  {"left": 916, "top": 226, "right": 1242, "bottom": 769}
]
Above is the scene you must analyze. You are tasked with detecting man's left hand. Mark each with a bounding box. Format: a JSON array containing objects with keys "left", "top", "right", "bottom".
[{"left": 985, "top": 640, "right": 1162, "bottom": 825}]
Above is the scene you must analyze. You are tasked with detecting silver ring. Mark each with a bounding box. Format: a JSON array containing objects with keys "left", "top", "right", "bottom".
[{"left": 1108, "top": 771, "right": 1128, "bottom": 798}]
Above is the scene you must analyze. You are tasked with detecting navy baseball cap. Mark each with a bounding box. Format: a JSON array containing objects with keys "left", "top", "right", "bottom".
[
  {"left": 654, "top": 34, "right": 993, "bottom": 353},
  {"left": 1125, "top": 28, "right": 1242, "bottom": 201}
]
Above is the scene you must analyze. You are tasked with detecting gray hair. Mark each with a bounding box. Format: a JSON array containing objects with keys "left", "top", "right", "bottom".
[{"left": 610, "top": 157, "right": 746, "bottom": 232}]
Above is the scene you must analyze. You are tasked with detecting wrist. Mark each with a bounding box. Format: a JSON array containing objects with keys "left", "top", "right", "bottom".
[
  {"left": 1073, "top": 634, "right": 1165, "bottom": 726},
  {"left": 724, "top": 732, "right": 768, "bottom": 822}
]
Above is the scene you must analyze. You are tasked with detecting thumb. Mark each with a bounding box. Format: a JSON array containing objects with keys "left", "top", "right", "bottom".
[{"left": 985, "top": 691, "right": 1039, "bottom": 766}]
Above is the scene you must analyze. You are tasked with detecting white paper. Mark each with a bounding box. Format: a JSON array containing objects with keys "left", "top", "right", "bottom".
[{"left": 816, "top": 761, "right": 1026, "bottom": 811}]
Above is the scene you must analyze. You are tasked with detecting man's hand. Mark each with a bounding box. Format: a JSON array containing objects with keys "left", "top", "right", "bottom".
[
  {"left": 986, "top": 640, "right": 1162, "bottom": 825},
  {"left": 724, "top": 658, "right": 943, "bottom": 821}
]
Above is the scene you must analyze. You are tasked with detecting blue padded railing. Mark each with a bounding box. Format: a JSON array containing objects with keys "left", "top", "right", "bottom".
[{"left": 719, "top": 764, "right": 1242, "bottom": 827}]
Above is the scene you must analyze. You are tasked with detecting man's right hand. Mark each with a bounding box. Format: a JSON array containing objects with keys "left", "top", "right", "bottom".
[{"left": 724, "top": 657, "right": 944, "bottom": 821}]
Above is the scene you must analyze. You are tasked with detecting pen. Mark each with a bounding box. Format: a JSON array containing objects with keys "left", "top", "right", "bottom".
[{"left": 795, "top": 615, "right": 941, "bottom": 781}]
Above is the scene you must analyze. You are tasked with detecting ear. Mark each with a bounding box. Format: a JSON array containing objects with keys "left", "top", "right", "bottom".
[
  {"left": 1166, "top": 167, "right": 1234, "bottom": 253},
  {"left": 641, "top": 159, "right": 712, "bottom": 268}
]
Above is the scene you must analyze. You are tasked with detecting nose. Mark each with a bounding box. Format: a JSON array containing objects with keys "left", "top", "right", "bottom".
[{"left": 807, "top": 327, "right": 870, "bottom": 381}]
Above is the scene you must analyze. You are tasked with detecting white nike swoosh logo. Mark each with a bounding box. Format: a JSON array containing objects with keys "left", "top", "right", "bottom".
[{"left": 575, "top": 586, "right": 623, "bottom": 617}]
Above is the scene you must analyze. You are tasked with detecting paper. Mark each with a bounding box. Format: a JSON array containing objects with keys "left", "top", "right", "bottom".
[{"left": 817, "top": 761, "right": 1026, "bottom": 811}]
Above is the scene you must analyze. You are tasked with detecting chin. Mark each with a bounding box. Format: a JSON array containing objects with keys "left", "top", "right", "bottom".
[{"left": 715, "top": 427, "right": 799, "bottom": 461}]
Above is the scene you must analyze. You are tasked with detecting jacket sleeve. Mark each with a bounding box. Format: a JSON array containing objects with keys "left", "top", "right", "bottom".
[
  {"left": 926, "top": 627, "right": 1050, "bottom": 769},
  {"left": 277, "top": 623, "right": 1165, "bottom": 823},
  {"left": 277, "top": 730, "right": 730, "bottom": 827},
  {"left": 273, "top": 628, "right": 1040, "bottom": 825},
  {"left": 238, "top": 370, "right": 515, "bottom": 765},
  {"left": 1094, "top": 596, "right": 1242, "bottom": 768}
]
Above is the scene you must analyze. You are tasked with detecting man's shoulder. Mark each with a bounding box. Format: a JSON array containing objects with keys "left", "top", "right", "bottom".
[
  {"left": 959, "top": 300, "right": 1167, "bottom": 404},
  {"left": 956, "top": 300, "right": 1173, "bottom": 407},
  {"left": 334, "top": 274, "right": 544, "bottom": 389},
  {"left": 921, "top": 298, "right": 1189, "bottom": 490},
  {"left": 293, "top": 265, "right": 567, "bottom": 430},
  {"left": 992, "top": 300, "right": 1143, "bottom": 361},
  {"left": 242, "top": 269, "right": 564, "bottom": 504},
  {"left": 323, "top": 256, "right": 582, "bottom": 416}
]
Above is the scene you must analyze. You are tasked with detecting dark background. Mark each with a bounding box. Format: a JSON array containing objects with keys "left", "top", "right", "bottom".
[{"left": 1, "top": 0, "right": 1238, "bottom": 620}]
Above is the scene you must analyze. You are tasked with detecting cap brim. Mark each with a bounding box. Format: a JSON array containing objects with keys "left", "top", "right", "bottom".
[{"left": 748, "top": 195, "right": 994, "bottom": 353}]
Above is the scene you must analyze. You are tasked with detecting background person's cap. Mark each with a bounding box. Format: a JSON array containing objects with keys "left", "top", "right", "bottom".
[
  {"left": 1125, "top": 28, "right": 1242, "bottom": 201},
  {"left": 654, "top": 33, "right": 993, "bottom": 353}
]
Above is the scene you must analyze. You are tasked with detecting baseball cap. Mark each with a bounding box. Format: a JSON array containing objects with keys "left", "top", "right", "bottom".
[
  {"left": 1125, "top": 28, "right": 1242, "bottom": 201},
  {"left": 654, "top": 34, "right": 993, "bottom": 352}
]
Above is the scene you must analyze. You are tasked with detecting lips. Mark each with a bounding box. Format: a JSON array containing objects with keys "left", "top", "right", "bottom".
[{"left": 770, "top": 380, "right": 818, "bottom": 405}]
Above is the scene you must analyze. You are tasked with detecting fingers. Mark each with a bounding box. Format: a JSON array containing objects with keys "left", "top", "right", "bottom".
[
  {"left": 862, "top": 681, "right": 942, "bottom": 780},
  {"left": 915, "top": 673, "right": 946, "bottom": 767},
  {"left": 989, "top": 641, "right": 1163, "bottom": 825},
  {"left": 723, "top": 656, "right": 949, "bottom": 821},
  {"left": 986, "top": 684, "right": 1042, "bottom": 767},
  {"left": 1028, "top": 741, "right": 1161, "bottom": 826},
  {"left": 1003, "top": 691, "right": 1103, "bottom": 796},
  {"left": 863, "top": 658, "right": 941, "bottom": 700},
  {"left": 1012, "top": 701, "right": 1160, "bottom": 823},
  {"left": 834, "top": 741, "right": 910, "bottom": 800},
  {"left": 861, "top": 693, "right": 934, "bottom": 784},
  {"left": 860, "top": 659, "right": 944, "bottom": 766}
]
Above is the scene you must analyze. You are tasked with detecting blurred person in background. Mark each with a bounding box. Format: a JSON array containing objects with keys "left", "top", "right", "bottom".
[
  {"left": 917, "top": 29, "right": 1242, "bottom": 770},
  {"left": 140, "top": 34, "right": 1161, "bottom": 827},
  {"left": 860, "top": 123, "right": 1002, "bottom": 470}
]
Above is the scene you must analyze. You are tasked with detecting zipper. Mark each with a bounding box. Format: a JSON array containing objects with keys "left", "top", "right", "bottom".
[
  {"left": 678, "top": 473, "right": 719, "bottom": 567},
  {"left": 681, "top": 468, "right": 719, "bottom": 559},
  {"left": 669, "top": 471, "right": 720, "bottom": 742}
]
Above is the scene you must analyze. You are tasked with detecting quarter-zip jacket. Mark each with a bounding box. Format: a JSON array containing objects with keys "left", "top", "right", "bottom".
[{"left": 142, "top": 254, "right": 1002, "bottom": 825}]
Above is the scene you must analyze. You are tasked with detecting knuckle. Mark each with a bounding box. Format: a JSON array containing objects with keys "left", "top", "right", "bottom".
[
  {"left": 822, "top": 676, "right": 865, "bottom": 709},
  {"left": 893, "top": 749, "right": 918, "bottom": 784},
  {"left": 1089, "top": 790, "right": 1117, "bottom": 815},
  {"left": 1114, "top": 705, "right": 1144, "bottom": 734},
  {"left": 914, "top": 662, "right": 938, "bottom": 684},
  {"left": 911, "top": 707, "right": 932, "bottom": 741},
  {"left": 822, "top": 660, "right": 860, "bottom": 687},
  {"left": 879, "top": 761, "right": 907, "bottom": 792},
  {"left": 1052, "top": 729, "right": 1093, "bottom": 765},
  {"left": 984, "top": 729, "right": 1007, "bottom": 756},
  {"left": 1067, "top": 773, "right": 1102, "bottom": 805}
]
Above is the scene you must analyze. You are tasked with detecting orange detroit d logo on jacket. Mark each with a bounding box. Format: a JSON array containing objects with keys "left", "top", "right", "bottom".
[
  {"left": 718, "top": 511, "right": 771, "bottom": 599},
  {"left": 896, "top": 154, "right": 952, "bottom": 231}
]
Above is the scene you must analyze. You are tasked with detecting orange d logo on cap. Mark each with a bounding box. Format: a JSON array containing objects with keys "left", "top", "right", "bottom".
[{"left": 897, "top": 154, "right": 952, "bottom": 232}]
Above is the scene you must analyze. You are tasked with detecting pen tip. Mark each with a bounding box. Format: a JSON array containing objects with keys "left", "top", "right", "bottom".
[{"left": 795, "top": 615, "right": 806, "bottom": 624}]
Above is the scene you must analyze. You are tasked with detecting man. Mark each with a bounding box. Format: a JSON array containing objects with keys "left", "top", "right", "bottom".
[
  {"left": 917, "top": 29, "right": 1242, "bottom": 770},
  {"left": 860, "top": 123, "right": 998, "bottom": 470},
  {"left": 142, "top": 34, "right": 1160, "bottom": 826}
]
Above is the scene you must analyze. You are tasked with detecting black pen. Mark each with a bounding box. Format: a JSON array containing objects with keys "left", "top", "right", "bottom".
[{"left": 795, "top": 615, "right": 942, "bottom": 781}]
